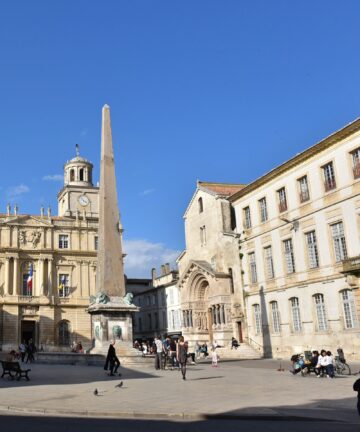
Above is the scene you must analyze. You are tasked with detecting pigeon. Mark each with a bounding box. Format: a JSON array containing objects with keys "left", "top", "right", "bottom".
[
  {"left": 93, "top": 388, "right": 99, "bottom": 396},
  {"left": 115, "top": 381, "right": 123, "bottom": 388}
]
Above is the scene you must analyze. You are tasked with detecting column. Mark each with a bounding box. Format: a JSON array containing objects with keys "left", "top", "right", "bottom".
[
  {"left": 78, "top": 262, "right": 83, "bottom": 296},
  {"left": 212, "top": 306, "right": 217, "bottom": 325},
  {"left": 4, "top": 257, "right": 10, "bottom": 295},
  {"left": 13, "top": 257, "right": 19, "bottom": 295},
  {"left": 37, "top": 258, "right": 44, "bottom": 296},
  {"left": 190, "top": 310, "right": 193, "bottom": 327},
  {"left": 47, "top": 259, "right": 53, "bottom": 296},
  {"left": 216, "top": 305, "right": 221, "bottom": 325},
  {"left": 220, "top": 304, "right": 225, "bottom": 324}
]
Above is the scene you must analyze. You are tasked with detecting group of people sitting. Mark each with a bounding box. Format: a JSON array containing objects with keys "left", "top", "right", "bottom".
[{"left": 291, "top": 350, "right": 336, "bottom": 378}]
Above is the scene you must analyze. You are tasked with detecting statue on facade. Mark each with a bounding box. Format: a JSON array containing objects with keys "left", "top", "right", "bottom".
[
  {"left": 194, "top": 312, "right": 201, "bottom": 330},
  {"left": 19, "top": 230, "right": 27, "bottom": 245},
  {"left": 30, "top": 230, "right": 41, "bottom": 248}
]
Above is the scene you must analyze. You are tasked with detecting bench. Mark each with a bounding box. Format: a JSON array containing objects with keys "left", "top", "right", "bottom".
[{"left": 1, "top": 361, "right": 31, "bottom": 381}]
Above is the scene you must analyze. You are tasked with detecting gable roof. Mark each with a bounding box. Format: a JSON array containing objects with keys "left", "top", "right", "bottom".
[{"left": 229, "top": 117, "right": 360, "bottom": 202}]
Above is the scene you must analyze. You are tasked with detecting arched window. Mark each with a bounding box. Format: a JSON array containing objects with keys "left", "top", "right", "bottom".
[
  {"left": 314, "top": 293, "right": 327, "bottom": 331},
  {"left": 341, "top": 290, "right": 358, "bottom": 329},
  {"left": 79, "top": 168, "right": 84, "bottom": 181},
  {"left": 58, "top": 320, "right": 71, "bottom": 346},
  {"left": 270, "top": 301, "right": 281, "bottom": 333},
  {"left": 198, "top": 197, "right": 203, "bottom": 213},
  {"left": 70, "top": 169, "right": 75, "bottom": 182},
  {"left": 253, "top": 304, "right": 262, "bottom": 334},
  {"left": 290, "top": 297, "right": 301, "bottom": 332}
]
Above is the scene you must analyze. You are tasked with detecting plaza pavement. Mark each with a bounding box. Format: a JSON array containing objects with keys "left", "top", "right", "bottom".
[{"left": 0, "top": 358, "right": 359, "bottom": 425}]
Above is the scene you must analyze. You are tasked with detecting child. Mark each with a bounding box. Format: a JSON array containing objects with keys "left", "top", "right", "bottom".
[{"left": 211, "top": 348, "right": 219, "bottom": 367}]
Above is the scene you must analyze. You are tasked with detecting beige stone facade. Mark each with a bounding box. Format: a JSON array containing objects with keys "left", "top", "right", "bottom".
[
  {"left": 179, "top": 118, "right": 360, "bottom": 360},
  {"left": 0, "top": 152, "right": 99, "bottom": 352},
  {"left": 177, "top": 182, "right": 247, "bottom": 349}
]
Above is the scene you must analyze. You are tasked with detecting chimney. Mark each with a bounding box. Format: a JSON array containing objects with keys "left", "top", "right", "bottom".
[
  {"left": 161, "top": 264, "right": 166, "bottom": 276},
  {"left": 14, "top": 204, "right": 18, "bottom": 216},
  {"left": 151, "top": 268, "right": 157, "bottom": 282},
  {"left": 47, "top": 206, "right": 51, "bottom": 219},
  {"left": 40, "top": 206, "right": 44, "bottom": 218},
  {"left": 6, "top": 204, "right": 11, "bottom": 216},
  {"left": 165, "top": 263, "right": 170, "bottom": 274}
]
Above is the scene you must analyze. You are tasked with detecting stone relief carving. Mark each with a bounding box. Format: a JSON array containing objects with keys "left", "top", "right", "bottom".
[
  {"left": 194, "top": 311, "right": 208, "bottom": 330},
  {"left": 18, "top": 230, "right": 42, "bottom": 248}
]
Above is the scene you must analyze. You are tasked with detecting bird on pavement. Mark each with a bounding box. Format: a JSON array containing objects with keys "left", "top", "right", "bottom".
[
  {"left": 93, "top": 388, "right": 99, "bottom": 396},
  {"left": 115, "top": 381, "right": 123, "bottom": 388}
]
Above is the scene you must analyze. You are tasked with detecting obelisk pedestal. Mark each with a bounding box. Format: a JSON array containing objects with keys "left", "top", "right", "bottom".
[{"left": 88, "top": 105, "right": 139, "bottom": 358}]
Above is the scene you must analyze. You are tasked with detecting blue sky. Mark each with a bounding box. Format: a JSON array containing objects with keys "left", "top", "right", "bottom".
[{"left": 1, "top": 1, "right": 360, "bottom": 277}]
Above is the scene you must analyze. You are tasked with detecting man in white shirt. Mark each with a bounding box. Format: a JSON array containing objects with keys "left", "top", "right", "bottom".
[{"left": 154, "top": 336, "right": 163, "bottom": 370}]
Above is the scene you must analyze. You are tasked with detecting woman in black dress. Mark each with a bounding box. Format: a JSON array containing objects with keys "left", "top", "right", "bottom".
[{"left": 176, "top": 336, "right": 188, "bottom": 380}]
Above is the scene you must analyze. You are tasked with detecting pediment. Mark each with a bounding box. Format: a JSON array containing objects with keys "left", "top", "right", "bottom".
[
  {"left": 178, "top": 259, "right": 229, "bottom": 287},
  {"left": 2, "top": 215, "right": 53, "bottom": 227}
]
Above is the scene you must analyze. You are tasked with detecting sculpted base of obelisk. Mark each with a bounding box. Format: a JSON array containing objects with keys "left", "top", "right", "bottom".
[{"left": 88, "top": 105, "right": 139, "bottom": 359}]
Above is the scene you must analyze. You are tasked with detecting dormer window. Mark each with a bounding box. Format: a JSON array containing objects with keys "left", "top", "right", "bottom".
[{"left": 198, "top": 197, "right": 203, "bottom": 213}]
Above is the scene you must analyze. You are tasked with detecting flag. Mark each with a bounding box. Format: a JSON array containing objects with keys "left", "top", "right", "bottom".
[
  {"left": 27, "top": 264, "right": 33, "bottom": 295},
  {"left": 59, "top": 275, "right": 66, "bottom": 291}
]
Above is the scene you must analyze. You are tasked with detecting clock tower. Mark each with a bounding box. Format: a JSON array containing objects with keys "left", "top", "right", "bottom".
[{"left": 57, "top": 146, "right": 99, "bottom": 218}]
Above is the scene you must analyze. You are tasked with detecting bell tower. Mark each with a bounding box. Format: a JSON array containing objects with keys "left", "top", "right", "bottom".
[{"left": 57, "top": 145, "right": 99, "bottom": 217}]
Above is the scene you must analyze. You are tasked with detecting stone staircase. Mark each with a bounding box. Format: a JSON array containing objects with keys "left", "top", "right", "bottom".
[{"left": 216, "top": 343, "right": 263, "bottom": 360}]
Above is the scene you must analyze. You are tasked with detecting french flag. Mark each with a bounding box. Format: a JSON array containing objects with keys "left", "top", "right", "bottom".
[{"left": 27, "top": 264, "right": 33, "bottom": 294}]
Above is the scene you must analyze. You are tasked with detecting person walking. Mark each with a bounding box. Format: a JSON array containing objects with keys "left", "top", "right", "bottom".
[
  {"left": 19, "top": 341, "right": 27, "bottom": 362},
  {"left": 211, "top": 347, "right": 219, "bottom": 367},
  {"left": 154, "top": 336, "right": 163, "bottom": 370},
  {"left": 104, "top": 340, "right": 121, "bottom": 376},
  {"left": 176, "top": 336, "right": 188, "bottom": 380},
  {"left": 26, "top": 339, "right": 36, "bottom": 363}
]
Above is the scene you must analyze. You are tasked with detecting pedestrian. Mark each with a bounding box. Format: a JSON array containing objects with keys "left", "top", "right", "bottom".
[
  {"left": 154, "top": 336, "right": 163, "bottom": 370},
  {"left": 211, "top": 348, "right": 219, "bottom": 367},
  {"left": 353, "top": 378, "right": 360, "bottom": 416},
  {"left": 195, "top": 341, "right": 201, "bottom": 359},
  {"left": 104, "top": 339, "right": 121, "bottom": 376},
  {"left": 19, "top": 341, "right": 27, "bottom": 362},
  {"left": 176, "top": 336, "right": 188, "bottom": 380},
  {"left": 231, "top": 337, "right": 239, "bottom": 350},
  {"left": 26, "top": 339, "right": 36, "bottom": 363},
  {"left": 326, "top": 351, "right": 335, "bottom": 378}
]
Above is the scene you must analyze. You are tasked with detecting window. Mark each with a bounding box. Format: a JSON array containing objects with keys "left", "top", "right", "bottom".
[
  {"left": 94, "top": 236, "right": 98, "bottom": 251},
  {"left": 58, "top": 320, "right": 71, "bottom": 346},
  {"left": 148, "top": 313, "right": 152, "bottom": 330},
  {"left": 270, "top": 301, "right": 281, "bottom": 333},
  {"left": 162, "top": 310, "right": 166, "bottom": 328},
  {"left": 331, "top": 222, "right": 347, "bottom": 262},
  {"left": 59, "top": 274, "right": 70, "bottom": 297},
  {"left": 152, "top": 294, "right": 156, "bottom": 305},
  {"left": 322, "top": 162, "right": 336, "bottom": 192},
  {"left": 248, "top": 252, "right": 257, "bottom": 284},
  {"left": 253, "top": 304, "right": 262, "bottom": 334},
  {"left": 259, "top": 198, "right": 268, "bottom": 223},
  {"left": 22, "top": 265, "right": 33, "bottom": 296},
  {"left": 147, "top": 296, "right": 150, "bottom": 306},
  {"left": 351, "top": 148, "right": 360, "bottom": 179},
  {"left": 243, "top": 206, "right": 252, "bottom": 229},
  {"left": 341, "top": 290, "right": 358, "bottom": 329},
  {"left": 298, "top": 176, "right": 310, "bottom": 203},
  {"left": 228, "top": 268, "right": 235, "bottom": 294},
  {"left": 161, "top": 291, "right": 166, "bottom": 306},
  {"left": 138, "top": 317, "right": 142, "bottom": 331},
  {"left": 154, "top": 312, "right": 159, "bottom": 329},
  {"left": 59, "top": 235, "right": 69, "bottom": 249},
  {"left": 70, "top": 169, "right": 75, "bottom": 182},
  {"left": 200, "top": 226, "right": 206, "bottom": 246},
  {"left": 314, "top": 294, "right": 327, "bottom": 331},
  {"left": 198, "top": 197, "right": 203, "bottom": 213},
  {"left": 264, "top": 246, "right": 275, "bottom": 279},
  {"left": 283, "top": 239, "right": 295, "bottom": 274},
  {"left": 290, "top": 297, "right": 301, "bottom": 332},
  {"left": 306, "top": 231, "right": 319, "bottom": 268},
  {"left": 277, "top": 187, "right": 287, "bottom": 212},
  {"left": 79, "top": 168, "right": 84, "bottom": 181}
]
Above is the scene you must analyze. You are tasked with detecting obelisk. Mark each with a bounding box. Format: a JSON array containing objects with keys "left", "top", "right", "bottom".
[
  {"left": 88, "top": 105, "right": 138, "bottom": 355},
  {"left": 96, "top": 104, "right": 126, "bottom": 297}
]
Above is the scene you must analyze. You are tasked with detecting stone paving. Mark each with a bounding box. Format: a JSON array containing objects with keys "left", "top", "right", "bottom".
[{"left": 0, "top": 359, "right": 359, "bottom": 423}]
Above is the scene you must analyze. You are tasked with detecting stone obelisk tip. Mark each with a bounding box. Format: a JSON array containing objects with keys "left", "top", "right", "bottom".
[{"left": 103, "top": 104, "right": 110, "bottom": 110}]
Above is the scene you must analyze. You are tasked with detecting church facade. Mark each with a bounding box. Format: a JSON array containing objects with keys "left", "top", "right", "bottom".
[{"left": 0, "top": 151, "right": 99, "bottom": 352}]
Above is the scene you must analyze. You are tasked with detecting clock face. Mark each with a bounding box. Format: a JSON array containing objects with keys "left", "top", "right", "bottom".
[{"left": 78, "top": 195, "right": 90, "bottom": 206}]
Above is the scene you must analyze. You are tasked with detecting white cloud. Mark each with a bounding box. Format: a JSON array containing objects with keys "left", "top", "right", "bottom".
[
  {"left": 124, "top": 239, "right": 180, "bottom": 278},
  {"left": 139, "top": 188, "right": 155, "bottom": 196},
  {"left": 6, "top": 184, "right": 30, "bottom": 201},
  {"left": 42, "top": 174, "right": 63, "bottom": 182}
]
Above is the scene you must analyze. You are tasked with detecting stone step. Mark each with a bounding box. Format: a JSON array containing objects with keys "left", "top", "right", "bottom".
[{"left": 215, "top": 344, "right": 262, "bottom": 360}]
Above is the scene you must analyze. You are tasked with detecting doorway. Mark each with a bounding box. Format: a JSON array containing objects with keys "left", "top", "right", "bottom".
[
  {"left": 237, "top": 321, "right": 243, "bottom": 343},
  {"left": 21, "top": 320, "right": 36, "bottom": 344}
]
